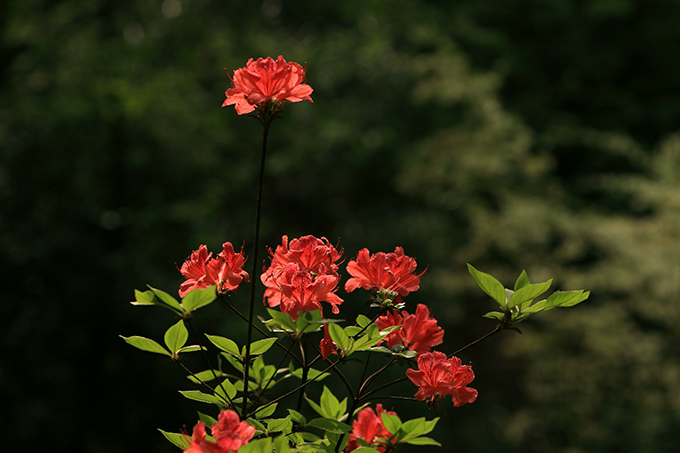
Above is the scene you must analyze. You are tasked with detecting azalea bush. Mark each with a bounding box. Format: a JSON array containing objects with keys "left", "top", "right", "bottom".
[{"left": 122, "top": 56, "right": 590, "bottom": 453}]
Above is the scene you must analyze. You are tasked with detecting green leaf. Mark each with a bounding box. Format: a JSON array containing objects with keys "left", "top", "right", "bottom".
[
  {"left": 264, "top": 309, "right": 297, "bottom": 332},
  {"left": 164, "top": 320, "right": 188, "bottom": 354},
  {"left": 508, "top": 279, "right": 553, "bottom": 309},
  {"left": 307, "top": 418, "right": 353, "bottom": 434},
  {"left": 197, "top": 412, "right": 218, "bottom": 426},
  {"left": 483, "top": 311, "right": 504, "bottom": 320},
  {"left": 221, "top": 352, "right": 244, "bottom": 372},
  {"left": 238, "top": 437, "right": 273, "bottom": 453},
  {"left": 158, "top": 429, "right": 190, "bottom": 449},
  {"left": 467, "top": 264, "right": 507, "bottom": 308},
  {"left": 545, "top": 290, "right": 590, "bottom": 308},
  {"left": 266, "top": 417, "right": 293, "bottom": 433},
  {"left": 287, "top": 409, "right": 307, "bottom": 424},
  {"left": 514, "top": 270, "right": 531, "bottom": 291},
  {"left": 328, "top": 323, "right": 350, "bottom": 351},
  {"left": 319, "top": 386, "right": 346, "bottom": 420},
  {"left": 120, "top": 335, "right": 171, "bottom": 356},
  {"left": 178, "top": 390, "right": 224, "bottom": 406},
  {"left": 273, "top": 434, "right": 293, "bottom": 453},
  {"left": 182, "top": 285, "right": 217, "bottom": 312},
  {"left": 245, "top": 337, "right": 277, "bottom": 356},
  {"left": 404, "top": 436, "right": 441, "bottom": 446},
  {"left": 380, "top": 412, "right": 402, "bottom": 436},
  {"left": 400, "top": 417, "right": 426, "bottom": 439},
  {"left": 214, "top": 378, "right": 237, "bottom": 400},
  {"left": 356, "top": 314, "right": 372, "bottom": 328},
  {"left": 344, "top": 326, "right": 362, "bottom": 336},
  {"left": 291, "top": 367, "right": 330, "bottom": 381},
  {"left": 206, "top": 335, "right": 240, "bottom": 356},
  {"left": 400, "top": 416, "right": 438, "bottom": 441},
  {"left": 177, "top": 345, "right": 206, "bottom": 354},
  {"left": 131, "top": 289, "right": 158, "bottom": 306},
  {"left": 186, "top": 369, "right": 223, "bottom": 384},
  {"left": 148, "top": 286, "right": 184, "bottom": 313},
  {"left": 254, "top": 403, "right": 278, "bottom": 419}
]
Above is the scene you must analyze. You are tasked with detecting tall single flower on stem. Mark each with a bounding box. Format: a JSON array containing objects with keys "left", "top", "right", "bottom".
[
  {"left": 184, "top": 409, "right": 255, "bottom": 453},
  {"left": 345, "top": 247, "right": 425, "bottom": 307},
  {"left": 376, "top": 303, "right": 444, "bottom": 355},
  {"left": 406, "top": 351, "right": 478, "bottom": 407},
  {"left": 178, "top": 242, "right": 249, "bottom": 298},
  {"left": 222, "top": 57, "right": 314, "bottom": 416},
  {"left": 222, "top": 55, "right": 313, "bottom": 118}
]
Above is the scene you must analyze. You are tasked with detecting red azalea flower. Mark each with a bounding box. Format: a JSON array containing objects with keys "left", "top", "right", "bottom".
[
  {"left": 320, "top": 323, "right": 337, "bottom": 360},
  {"left": 261, "top": 235, "right": 344, "bottom": 321},
  {"left": 222, "top": 55, "right": 313, "bottom": 115},
  {"left": 179, "top": 242, "right": 249, "bottom": 298},
  {"left": 405, "top": 351, "right": 478, "bottom": 407},
  {"left": 345, "top": 404, "right": 398, "bottom": 452},
  {"left": 345, "top": 247, "right": 425, "bottom": 299},
  {"left": 376, "top": 304, "right": 444, "bottom": 355},
  {"left": 183, "top": 410, "right": 255, "bottom": 453}
]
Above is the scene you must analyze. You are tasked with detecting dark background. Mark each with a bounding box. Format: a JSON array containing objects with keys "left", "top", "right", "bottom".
[{"left": 2, "top": 0, "right": 680, "bottom": 451}]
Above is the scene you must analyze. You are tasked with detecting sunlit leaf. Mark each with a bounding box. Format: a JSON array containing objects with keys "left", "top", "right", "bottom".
[
  {"left": 182, "top": 285, "right": 217, "bottom": 312},
  {"left": 164, "top": 320, "right": 188, "bottom": 354},
  {"left": 467, "top": 264, "right": 507, "bottom": 308},
  {"left": 307, "top": 418, "right": 353, "bottom": 434},
  {"left": 206, "top": 335, "right": 240, "bottom": 356},
  {"left": 158, "top": 429, "right": 190, "bottom": 449},
  {"left": 120, "top": 335, "right": 170, "bottom": 356}
]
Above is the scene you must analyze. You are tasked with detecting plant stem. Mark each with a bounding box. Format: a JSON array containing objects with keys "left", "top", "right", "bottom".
[
  {"left": 220, "top": 296, "right": 303, "bottom": 366},
  {"left": 242, "top": 119, "right": 271, "bottom": 416},
  {"left": 295, "top": 337, "right": 309, "bottom": 412},
  {"left": 185, "top": 318, "right": 234, "bottom": 408},
  {"left": 450, "top": 324, "right": 503, "bottom": 357}
]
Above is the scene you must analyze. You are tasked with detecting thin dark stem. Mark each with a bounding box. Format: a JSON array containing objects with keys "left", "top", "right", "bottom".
[
  {"left": 248, "top": 335, "right": 299, "bottom": 410},
  {"left": 359, "top": 376, "right": 408, "bottom": 401},
  {"left": 295, "top": 338, "right": 308, "bottom": 412},
  {"left": 245, "top": 356, "right": 341, "bottom": 419},
  {"left": 175, "top": 362, "right": 227, "bottom": 406},
  {"left": 185, "top": 318, "right": 233, "bottom": 408},
  {"left": 307, "top": 337, "right": 356, "bottom": 401},
  {"left": 242, "top": 120, "right": 271, "bottom": 416},
  {"left": 220, "top": 297, "right": 303, "bottom": 366},
  {"left": 358, "top": 358, "right": 396, "bottom": 396},
  {"left": 450, "top": 324, "right": 503, "bottom": 357}
]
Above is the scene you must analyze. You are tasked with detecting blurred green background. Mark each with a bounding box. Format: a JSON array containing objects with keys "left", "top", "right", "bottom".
[{"left": 2, "top": 0, "right": 680, "bottom": 451}]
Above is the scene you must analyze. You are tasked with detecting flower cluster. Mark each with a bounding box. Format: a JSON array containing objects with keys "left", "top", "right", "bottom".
[
  {"left": 406, "top": 351, "right": 478, "bottom": 407},
  {"left": 261, "top": 235, "right": 343, "bottom": 321},
  {"left": 345, "top": 404, "right": 398, "bottom": 452},
  {"left": 184, "top": 410, "right": 255, "bottom": 453},
  {"left": 376, "top": 303, "right": 444, "bottom": 355},
  {"left": 222, "top": 55, "right": 313, "bottom": 116},
  {"left": 345, "top": 247, "right": 425, "bottom": 306},
  {"left": 178, "top": 242, "right": 249, "bottom": 298}
]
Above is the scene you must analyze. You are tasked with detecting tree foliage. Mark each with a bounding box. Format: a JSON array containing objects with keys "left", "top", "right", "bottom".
[{"left": 2, "top": 0, "right": 679, "bottom": 451}]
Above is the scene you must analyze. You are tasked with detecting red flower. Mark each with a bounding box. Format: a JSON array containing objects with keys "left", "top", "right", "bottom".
[
  {"left": 345, "top": 247, "right": 425, "bottom": 300},
  {"left": 184, "top": 410, "right": 255, "bottom": 453},
  {"left": 179, "top": 242, "right": 249, "bottom": 298},
  {"left": 319, "top": 324, "right": 337, "bottom": 360},
  {"left": 222, "top": 55, "right": 313, "bottom": 115},
  {"left": 261, "top": 235, "right": 344, "bottom": 321},
  {"left": 405, "top": 351, "right": 478, "bottom": 407},
  {"left": 376, "top": 304, "right": 444, "bottom": 355},
  {"left": 345, "top": 404, "right": 398, "bottom": 452}
]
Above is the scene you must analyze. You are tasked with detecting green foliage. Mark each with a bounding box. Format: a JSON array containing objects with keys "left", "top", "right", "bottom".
[
  {"left": 468, "top": 264, "right": 590, "bottom": 331},
  {"left": 4, "top": 0, "right": 680, "bottom": 451}
]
